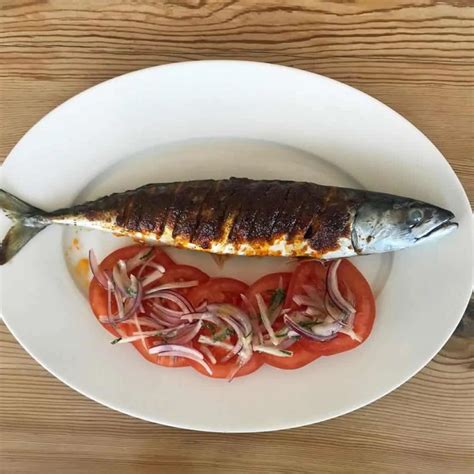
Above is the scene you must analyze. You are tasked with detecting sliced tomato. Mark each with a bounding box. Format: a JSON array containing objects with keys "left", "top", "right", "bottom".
[
  {"left": 158, "top": 264, "right": 209, "bottom": 295},
  {"left": 89, "top": 245, "right": 174, "bottom": 336},
  {"left": 121, "top": 323, "right": 189, "bottom": 368},
  {"left": 244, "top": 272, "right": 292, "bottom": 311},
  {"left": 187, "top": 278, "right": 264, "bottom": 378},
  {"left": 98, "top": 244, "right": 174, "bottom": 272},
  {"left": 188, "top": 277, "right": 248, "bottom": 307},
  {"left": 288, "top": 260, "right": 376, "bottom": 356},
  {"left": 191, "top": 354, "right": 263, "bottom": 378},
  {"left": 262, "top": 346, "right": 320, "bottom": 370}
]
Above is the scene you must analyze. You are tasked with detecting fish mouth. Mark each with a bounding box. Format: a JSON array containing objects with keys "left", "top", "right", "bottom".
[{"left": 415, "top": 215, "right": 458, "bottom": 241}]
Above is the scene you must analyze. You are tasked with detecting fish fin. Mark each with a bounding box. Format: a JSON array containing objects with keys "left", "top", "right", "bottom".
[
  {"left": 0, "top": 189, "right": 48, "bottom": 265},
  {"left": 0, "top": 223, "right": 46, "bottom": 265},
  {"left": 0, "top": 189, "right": 42, "bottom": 219}
]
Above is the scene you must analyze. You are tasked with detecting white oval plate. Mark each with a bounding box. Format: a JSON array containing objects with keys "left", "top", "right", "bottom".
[{"left": 1, "top": 61, "right": 472, "bottom": 432}]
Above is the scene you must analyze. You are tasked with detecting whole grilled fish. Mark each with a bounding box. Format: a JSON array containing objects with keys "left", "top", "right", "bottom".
[{"left": 0, "top": 178, "right": 457, "bottom": 264}]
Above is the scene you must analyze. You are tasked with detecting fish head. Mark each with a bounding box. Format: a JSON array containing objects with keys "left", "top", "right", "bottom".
[{"left": 352, "top": 195, "right": 458, "bottom": 254}]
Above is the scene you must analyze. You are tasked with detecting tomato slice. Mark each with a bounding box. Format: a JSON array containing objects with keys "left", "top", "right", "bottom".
[
  {"left": 261, "top": 347, "right": 320, "bottom": 370},
  {"left": 191, "top": 354, "right": 263, "bottom": 378},
  {"left": 244, "top": 272, "right": 292, "bottom": 312},
  {"left": 187, "top": 278, "right": 264, "bottom": 378},
  {"left": 121, "top": 323, "right": 189, "bottom": 368},
  {"left": 188, "top": 277, "right": 249, "bottom": 307},
  {"left": 89, "top": 245, "right": 174, "bottom": 336},
  {"left": 158, "top": 264, "right": 209, "bottom": 295},
  {"left": 99, "top": 244, "right": 174, "bottom": 272},
  {"left": 288, "top": 260, "right": 376, "bottom": 356}
]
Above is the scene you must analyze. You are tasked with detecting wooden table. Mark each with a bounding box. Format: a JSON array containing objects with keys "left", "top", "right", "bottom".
[{"left": 1, "top": 1, "right": 473, "bottom": 472}]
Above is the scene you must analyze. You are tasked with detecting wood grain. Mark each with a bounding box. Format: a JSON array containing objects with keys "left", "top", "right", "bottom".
[{"left": 0, "top": 0, "right": 473, "bottom": 473}]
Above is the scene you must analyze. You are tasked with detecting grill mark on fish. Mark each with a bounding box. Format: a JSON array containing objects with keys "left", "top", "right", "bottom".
[
  {"left": 270, "top": 182, "right": 307, "bottom": 239},
  {"left": 229, "top": 181, "right": 274, "bottom": 243},
  {"left": 192, "top": 178, "right": 246, "bottom": 249},
  {"left": 134, "top": 185, "right": 167, "bottom": 233},
  {"left": 172, "top": 180, "right": 214, "bottom": 241},
  {"left": 160, "top": 182, "right": 184, "bottom": 237},
  {"left": 288, "top": 183, "right": 327, "bottom": 240},
  {"left": 189, "top": 180, "right": 218, "bottom": 245},
  {"left": 246, "top": 181, "right": 287, "bottom": 242}
]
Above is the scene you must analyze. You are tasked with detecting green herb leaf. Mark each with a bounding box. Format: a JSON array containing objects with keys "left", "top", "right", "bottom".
[
  {"left": 140, "top": 248, "right": 154, "bottom": 260},
  {"left": 213, "top": 327, "right": 234, "bottom": 342},
  {"left": 203, "top": 321, "right": 217, "bottom": 335},
  {"left": 269, "top": 287, "right": 286, "bottom": 314}
]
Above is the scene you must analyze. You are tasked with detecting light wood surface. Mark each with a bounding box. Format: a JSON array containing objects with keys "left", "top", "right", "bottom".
[{"left": 0, "top": 1, "right": 473, "bottom": 473}]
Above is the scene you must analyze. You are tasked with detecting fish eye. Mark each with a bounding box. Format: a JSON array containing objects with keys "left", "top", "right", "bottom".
[{"left": 408, "top": 209, "right": 424, "bottom": 225}]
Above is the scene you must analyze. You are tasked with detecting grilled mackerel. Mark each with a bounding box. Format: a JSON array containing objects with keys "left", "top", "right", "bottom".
[{"left": 0, "top": 178, "right": 457, "bottom": 264}]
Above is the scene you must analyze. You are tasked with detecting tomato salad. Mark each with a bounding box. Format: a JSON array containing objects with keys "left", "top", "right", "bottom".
[{"left": 89, "top": 245, "right": 376, "bottom": 380}]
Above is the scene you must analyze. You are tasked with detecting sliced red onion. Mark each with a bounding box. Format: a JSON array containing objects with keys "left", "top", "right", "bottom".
[
  {"left": 311, "top": 321, "right": 343, "bottom": 338},
  {"left": 148, "top": 345, "right": 212, "bottom": 374},
  {"left": 112, "top": 259, "right": 133, "bottom": 296},
  {"left": 275, "top": 336, "right": 299, "bottom": 350},
  {"left": 198, "top": 335, "right": 234, "bottom": 351},
  {"left": 147, "top": 306, "right": 181, "bottom": 327},
  {"left": 156, "top": 350, "right": 213, "bottom": 375},
  {"left": 207, "top": 303, "right": 252, "bottom": 337},
  {"left": 105, "top": 316, "right": 162, "bottom": 330},
  {"left": 199, "top": 345, "right": 217, "bottom": 365},
  {"left": 144, "top": 290, "right": 195, "bottom": 314},
  {"left": 255, "top": 294, "right": 279, "bottom": 346},
  {"left": 132, "top": 313, "right": 147, "bottom": 349},
  {"left": 180, "top": 312, "right": 221, "bottom": 326},
  {"left": 218, "top": 315, "right": 244, "bottom": 363},
  {"left": 268, "top": 303, "right": 283, "bottom": 325},
  {"left": 324, "top": 293, "right": 347, "bottom": 325},
  {"left": 253, "top": 345, "right": 293, "bottom": 357},
  {"left": 126, "top": 247, "right": 155, "bottom": 272},
  {"left": 283, "top": 314, "right": 338, "bottom": 342},
  {"left": 113, "top": 276, "right": 143, "bottom": 323},
  {"left": 149, "top": 344, "right": 203, "bottom": 358},
  {"left": 339, "top": 327, "right": 362, "bottom": 342},
  {"left": 88, "top": 249, "right": 109, "bottom": 289},
  {"left": 293, "top": 294, "right": 321, "bottom": 308},
  {"left": 140, "top": 269, "right": 165, "bottom": 288},
  {"left": 327, "top": 260, "right": 356, "bottom": 314},
  {"left": 195, "top": 300, "right": 208, "bottom": 312},
  {"left": 240, "top": 294, "right": 263, "bottom": 345},
  {"left": 145, "top": 280, "right": 198, "bottom": 295},
  {"left": 149, "top": 301, "right": 185, "bottom": 318},
  {"left": 168, "top": 321, "right": 202, "bottom": 344}
]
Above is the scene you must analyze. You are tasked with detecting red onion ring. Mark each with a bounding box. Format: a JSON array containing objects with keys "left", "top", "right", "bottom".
[
  {"left": 148, "top": 345, "right": 212, "bottom": 374},
  {"left": 283, "top": 314, "right": 338, "bottom": 342},
  {"left": 88, "top": 249, "right": 109, "bottom": 289},
  {"left": 169, "top": 321, "right": 202, "bottom": 344},
  {"left": 113, "top": 276, "right": 143, "bottom": 323},
  {"left": 144, "top": 290, "right": 195, "bottom": 314},
  {"left": 327, "top": 260, "right": 356, "bottom": 315},
  {"left": 199, "top": 345, "right": 217, "bottom": 365}
]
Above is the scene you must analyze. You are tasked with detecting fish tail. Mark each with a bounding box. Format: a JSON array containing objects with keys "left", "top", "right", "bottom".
[{"left": 0, "top": 189, "right": 49, "bottom": 265}]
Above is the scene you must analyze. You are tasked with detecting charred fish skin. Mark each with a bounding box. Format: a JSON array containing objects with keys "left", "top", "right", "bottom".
[
  {"left": 47, "top": 178, "right": 362, "bottom": 258},
  {"left": 0, "top": 178, "right": 457, "bottom": 264}
]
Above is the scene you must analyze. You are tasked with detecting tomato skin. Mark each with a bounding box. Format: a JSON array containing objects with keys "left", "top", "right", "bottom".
[
  {"left": 99, "top": 245, "right": 174, "bottom": 272},
  {"left": 158, "top": 264, "right": 209, "bottom": 295},
  {"left": 262, "top": 346, "right": 320, "bottom": 370},
  {"left": 245, "top": 272, "right": 292, "bottom": 311},
  {"left": 288, "top": 260, "right": 376, "bottom": 356},
  {"left": 121, "top": 323, "right": 189, "bottom": 368},
  {"left": 89, "top": 245, "right": 175, "bottom": 337},
  {"left": 188, "top": 278, "right": 249, "bottom": 307},
  {"left": 191, "top": 353, "right": 263, "bottom": 378}
]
